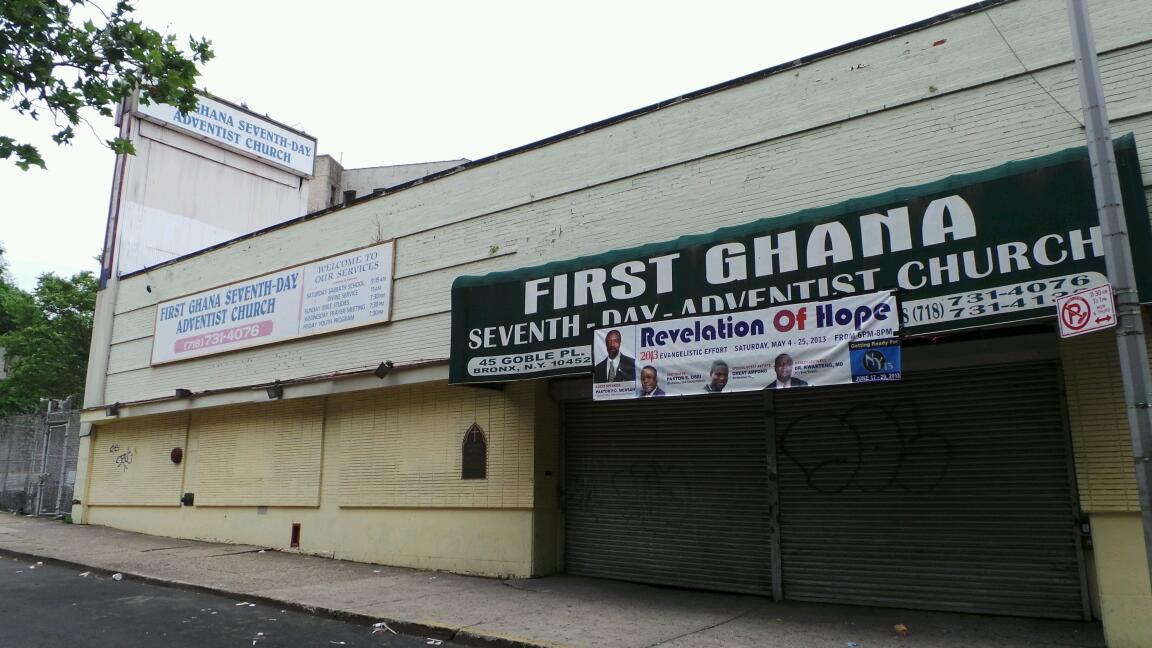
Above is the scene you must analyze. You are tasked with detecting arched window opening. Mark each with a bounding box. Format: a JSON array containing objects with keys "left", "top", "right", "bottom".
[{"left": 462, "top": 423, "right": 487, "bottom": 480}]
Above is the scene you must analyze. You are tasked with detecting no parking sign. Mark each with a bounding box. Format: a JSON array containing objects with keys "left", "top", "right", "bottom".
[{"left": 1057, "top": 284, "right": 1116, "bottom": 338}]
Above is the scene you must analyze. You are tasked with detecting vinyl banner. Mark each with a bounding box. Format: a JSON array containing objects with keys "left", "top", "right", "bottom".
[
  {"left": 450, "top": 136, "right": 1152, "bottom": 384},
  {"left": 151, "top": 242, "right": 394, "bottom": 364},
  {"left": 593, "top": 292, "right": 900, "bottom": 400}
]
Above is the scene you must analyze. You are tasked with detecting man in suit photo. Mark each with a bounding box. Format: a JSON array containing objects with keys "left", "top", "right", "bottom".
[
  {"left": 637, "top": 365, "right": 666, "bottom": 397},
  {"left": 767, "top": 353, "right": 809, "bottom": 389},
  {"left": 593, "top": 329, "right": 636, "bottom": 383}
]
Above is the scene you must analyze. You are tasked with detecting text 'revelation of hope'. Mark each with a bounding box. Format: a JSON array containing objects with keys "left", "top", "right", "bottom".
[
  {"left": 150, "top": 242, "right": 394, "bottom": 364},
  {"left": 593, "top": 291, "right": 901, "bottom": 400}
]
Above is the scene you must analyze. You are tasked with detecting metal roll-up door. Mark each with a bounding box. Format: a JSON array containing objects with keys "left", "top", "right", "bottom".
[
  {"left": 775, "top": 362, "right": 1087, "bottom": 619},
  {"left": 565, "top": 393, "right": 776, "bottom": 595}
]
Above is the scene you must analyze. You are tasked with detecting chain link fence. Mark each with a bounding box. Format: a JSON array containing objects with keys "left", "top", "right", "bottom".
[{"left": 0, "top": 401, "right": 80, "bottom": 517}]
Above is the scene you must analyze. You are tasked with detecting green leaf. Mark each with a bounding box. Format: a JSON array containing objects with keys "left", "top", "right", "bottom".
[
  {"left": 108, "top": 137, "right": 134, "bottom": 155},
  {"left": 1, "top": 0, "right": 213, "bottom": 169},
  {"left": 0, "top": 271, "right": 97, "bottom": 413}
]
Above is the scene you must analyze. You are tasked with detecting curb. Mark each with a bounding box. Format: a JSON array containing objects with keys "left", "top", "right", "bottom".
[{"left": 0, "top": 546, "right": 558, "bottom": 648}]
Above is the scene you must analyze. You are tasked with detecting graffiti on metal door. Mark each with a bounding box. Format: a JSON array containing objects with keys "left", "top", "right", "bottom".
[{"left": 778, "top": 401, "right": 951, "bottom": 494}]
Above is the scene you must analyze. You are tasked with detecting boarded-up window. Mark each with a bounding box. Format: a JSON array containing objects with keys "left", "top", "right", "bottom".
[
  {"left": 194, "top": 399, "right": 323, "bottom": 507},
  {"left": 332, "top": 382, "right": 535, "bottom": 508},
  {"left": 89, "top": 414, "right": 188, "bottom": 506},
  {"left": 462, "top": 423, "right": 487, "bottom": 480}
]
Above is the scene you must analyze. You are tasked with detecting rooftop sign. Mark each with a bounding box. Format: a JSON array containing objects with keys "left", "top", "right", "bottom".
[{"left": 136, "top": 94, "right": 317, "bottom": 177}]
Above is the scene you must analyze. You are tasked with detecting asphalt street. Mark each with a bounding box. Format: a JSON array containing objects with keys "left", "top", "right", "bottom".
[{"left": 0, "top": 557, "right": 462, "bottom": 648}]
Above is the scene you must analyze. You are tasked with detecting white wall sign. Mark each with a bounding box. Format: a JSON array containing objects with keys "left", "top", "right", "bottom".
[
  {"left": 151, "top": 242, "right": 394, "bottom": 364},
  {"left": 1057, "top": 284, "right": 1116, "bottom": 338},
  {"left": 136, "top": 94, "right": 317, "bottom": 177}
]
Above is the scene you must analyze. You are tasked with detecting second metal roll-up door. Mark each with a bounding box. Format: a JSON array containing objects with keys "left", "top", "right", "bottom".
[
  {"left": 774, "top": 362, "right": 1087, "bottom": 619},
  {"left": 564, "top": 393, "right": 774, "bottom": 595}
]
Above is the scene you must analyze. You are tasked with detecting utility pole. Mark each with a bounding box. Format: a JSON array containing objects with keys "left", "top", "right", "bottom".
[{"left": 1067, "top": 0, "right": 1152, "bottom": 589}]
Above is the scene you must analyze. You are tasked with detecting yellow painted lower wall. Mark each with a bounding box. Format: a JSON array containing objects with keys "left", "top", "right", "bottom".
[
  {"left": 85, "top": 505, "right": 535, "bottom": 576},
  {"left": 1060, "top": 326, "right": 1148, "bottom": 512},
  {"left": 81, "top": 380, "right": 549, "bottom": 578},
  {"left": 1060, "top": 313, "right": 1152, "bottom": 641},
  {"left": 88, "top": 414, "right": 188, "bottom": 506},
  {"left": 532, "top": 384, "right": 562, "bottom": 575},
  {"left": 1089, "top": 513, "right": 1152, "bottom": 648}
]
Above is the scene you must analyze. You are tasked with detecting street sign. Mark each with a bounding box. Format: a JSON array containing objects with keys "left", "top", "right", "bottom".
[{"left": 1057, "top": 283, "right": 1116, "bottom": 338}]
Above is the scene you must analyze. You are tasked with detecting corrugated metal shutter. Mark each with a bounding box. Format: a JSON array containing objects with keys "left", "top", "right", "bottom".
[
  {"left": 564, "top": 393, "right": 776, "bottom": 595},
  {"left": 775, "top": 362, "right": 1087, "bottom": 619}
]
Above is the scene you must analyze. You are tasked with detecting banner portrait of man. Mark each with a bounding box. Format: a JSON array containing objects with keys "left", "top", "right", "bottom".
[
  {"left": 767, "top": 353, "right": 809, "bottom": 389},
  {"left": 593, "top": 328, "right": 636, "bottom": 383}
]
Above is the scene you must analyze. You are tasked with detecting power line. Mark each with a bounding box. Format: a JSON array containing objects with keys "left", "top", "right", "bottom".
[{"left": 985, "top": 11, "right": 1084, "bottom": 128}]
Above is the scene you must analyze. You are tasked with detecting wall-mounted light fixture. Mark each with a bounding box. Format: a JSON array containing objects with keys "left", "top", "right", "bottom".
[
  {"left": 266, "top": 380, "right": 284, "bottom": 400},
  {"left": 374, "top": 361, "right": 394, "bottom": 379},
  {"left": 106, "top": 402, "right": 121, "bottom": 417},
  {"left": 174, "top": 388, "right": 193, "bottom": 398}
]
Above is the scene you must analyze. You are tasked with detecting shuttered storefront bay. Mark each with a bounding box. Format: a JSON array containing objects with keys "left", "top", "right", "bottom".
[
  {"left": 564, "top": 393, "right": 774, "bottom": 594},
  {"left": 774, "top": 362, "right": 1087, "bottom": 619}
]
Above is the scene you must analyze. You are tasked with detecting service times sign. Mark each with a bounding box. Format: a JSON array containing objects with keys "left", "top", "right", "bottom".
[
  {"left": 449, "top": 136, "right": 1152, "bottom": 384},
  {"left": 152, "top": 242, "right": 394, "bottom": 364}
]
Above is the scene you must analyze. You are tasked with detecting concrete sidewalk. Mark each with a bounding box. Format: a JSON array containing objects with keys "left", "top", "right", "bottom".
[{"left": 0, "top": 515, "right": 1102, "bottom": 648}]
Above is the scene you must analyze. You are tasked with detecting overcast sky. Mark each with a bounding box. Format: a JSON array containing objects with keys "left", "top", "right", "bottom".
[{"left": 0, "top": 0, "right": 978, "bottom": 290}]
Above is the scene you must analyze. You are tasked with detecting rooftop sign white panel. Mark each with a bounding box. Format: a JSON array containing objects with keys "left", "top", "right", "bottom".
[{"left": 136, "top": 94, "right": 317, "bottom": 177}]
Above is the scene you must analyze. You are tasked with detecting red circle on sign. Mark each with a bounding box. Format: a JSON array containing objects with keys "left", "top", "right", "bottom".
[{"left": 1061, "top": 296, "right": 1091, "bottom": 331}]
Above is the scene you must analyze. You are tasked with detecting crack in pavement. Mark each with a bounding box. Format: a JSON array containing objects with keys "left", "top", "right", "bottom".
[
  {"left": 643, "top": 607, "right": 756, "bottom": 648},
  {"left": 204, "top": 548, "right": 272, "bottom": 557},
  {"left": 501, "top": 579, "right": 549, "bottom": 593}
]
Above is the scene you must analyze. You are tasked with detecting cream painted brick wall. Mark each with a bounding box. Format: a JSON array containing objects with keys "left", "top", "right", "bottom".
[
  {"left": 109, "top": 307, "right": 155, "bottom": 345},
  {"left": 1061, "top": 312, "right": 1152, "bottom": 512},
  {"left": 193, "top": 399, "right": 325, "bottom": 507},
  {"left": 99, "top": 0, "right": 1152, "bottom": 404},
  {"left": 332, "top": 381, "right": 535, "bottom": 508},
  {"left": 89, "top": 414, "right": 188, "bottom": 506},
  {"left": 91, "top": 382, "right": 535, "bottom": 511}
]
